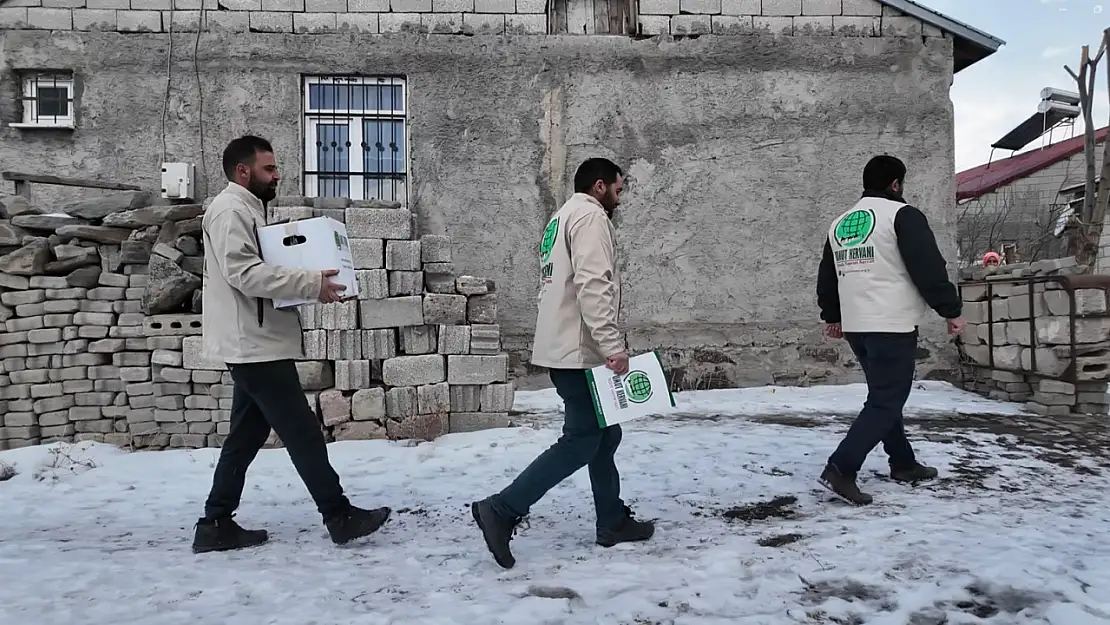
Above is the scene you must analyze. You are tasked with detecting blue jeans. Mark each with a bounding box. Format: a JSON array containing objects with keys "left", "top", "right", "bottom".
[
  {"left": 491, "top": 368, "right": 627, "bottom": 530},
  {"left": 828, "top": 331, "right": 918, "bottom": 477}
]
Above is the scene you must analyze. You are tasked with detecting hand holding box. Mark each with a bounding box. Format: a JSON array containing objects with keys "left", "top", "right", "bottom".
[{"left": 586, "top": 351, "right": 676, "bottom": 428}]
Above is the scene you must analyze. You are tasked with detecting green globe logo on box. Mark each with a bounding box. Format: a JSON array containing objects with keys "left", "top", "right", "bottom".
[
  {"left": 624, "top": 370, "right": 653, "bottom": 404},
  {"left": 834, "top": 209, "right": 875, "bottom": 248}
]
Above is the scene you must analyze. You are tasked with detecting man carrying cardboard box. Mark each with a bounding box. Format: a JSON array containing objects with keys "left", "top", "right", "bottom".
[
  {"left": 470, "top": 158, "right": 655, "bottom": 569},
  {"left": 192, "top": 135, "right": 391, "bottom": 554}
]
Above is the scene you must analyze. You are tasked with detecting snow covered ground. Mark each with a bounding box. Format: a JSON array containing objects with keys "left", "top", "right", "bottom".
[{"left": 2, "top": 382, "right": 1109, "bottom": 625}]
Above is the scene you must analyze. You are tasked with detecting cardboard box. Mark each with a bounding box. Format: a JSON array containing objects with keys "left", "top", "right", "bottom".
[
  {"left": 257, "top": 217, "right": 359, "bottom": 308},
  {"left": 586, "top": 351, "right": 676, "bottom": 428}
]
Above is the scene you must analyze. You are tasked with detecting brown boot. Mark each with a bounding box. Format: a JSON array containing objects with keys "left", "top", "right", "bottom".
[
  {"left": 819, "top": 464, "right": 873, "bottom": 505},
  {"left": 890, "top": 462, "right": 938, "bottom": 483}
]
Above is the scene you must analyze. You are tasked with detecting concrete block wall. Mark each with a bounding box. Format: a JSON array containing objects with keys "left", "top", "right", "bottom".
[
  {"left": 640, "top": 0, "right": 944, "bottom": 37},
  {"left": 956, "top": 256, "right": 1110, "bottom": 417},
  {"left": 0, "top": 0, "right": 945, "bottom": 37},
  {"left": 0, "top": 191, "right": 515, "bottom": 452}
]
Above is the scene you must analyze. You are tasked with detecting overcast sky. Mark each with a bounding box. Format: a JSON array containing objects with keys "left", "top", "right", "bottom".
[{"left": 928, "top": 0, "right": 1109, "bottom": 171}]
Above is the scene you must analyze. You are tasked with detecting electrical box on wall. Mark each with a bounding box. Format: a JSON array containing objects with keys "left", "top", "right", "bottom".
[{"left": 161, "top": 162, "right": 196, "bottom": 200}]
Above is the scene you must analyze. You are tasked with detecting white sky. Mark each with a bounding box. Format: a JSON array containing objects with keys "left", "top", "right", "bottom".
[{"left": 928, "top": 0, "right": 1109, "bottom": 171}]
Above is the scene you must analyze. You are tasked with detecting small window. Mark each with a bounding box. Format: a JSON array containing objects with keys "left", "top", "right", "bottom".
[
  {"left": 302, "top": 76, "right": 408, "bottom": 204},
  {"left": 549, "top": 0, "right": 636, "bottom": 35},
  {"left": 11, "top": 71, "right": 75, "bottom": 129}
]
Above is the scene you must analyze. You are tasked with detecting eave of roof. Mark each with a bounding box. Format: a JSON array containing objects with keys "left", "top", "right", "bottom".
[{"left": 878, "top": 0, "right": 1005, "bottom": 73}]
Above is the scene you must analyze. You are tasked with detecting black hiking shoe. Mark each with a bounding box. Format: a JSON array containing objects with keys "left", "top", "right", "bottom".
[
  {"left": 192, "top": 515, "right": 269, "bottom": 554},
  {"left": 819, "top": 464, "right": 873, "bottom": 505},
  {"left": 471, "top": 497, "right": 524, "bottom": 569},
  {"left": 325, "top": 505, "right": 391, "bottom": 545},
  {"left": 596, "top": 506, "right": 655, "bottom": 547},
  {"left": 890, "top": 462, "right": 938, "bottom": 483}
]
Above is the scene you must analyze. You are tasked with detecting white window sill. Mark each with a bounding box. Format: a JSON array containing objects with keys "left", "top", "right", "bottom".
[{"left": 8, "top": 122, "right": 75, "bottom": 130}]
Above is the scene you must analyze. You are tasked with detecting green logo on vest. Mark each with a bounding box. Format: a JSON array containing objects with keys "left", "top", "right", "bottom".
[
  {"left": 624, "top": 370, "right": 653, "bottom": 404},
  {"left": 539, "top": 218, "right": 560, "bottom": 264},
  {"left": 834, "top": 209, "right": 876, "bottom": 248}
]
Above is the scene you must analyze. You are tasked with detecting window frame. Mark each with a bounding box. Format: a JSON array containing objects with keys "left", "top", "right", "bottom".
[
  {"left": 301, "top": 75, "right": 409, "bottom": 203},
  {"left": 10, "top": 71, "right": 76, "bottom": 130},
  {"left": 549, "top": 0, "right": 637, "bottom": 35}
]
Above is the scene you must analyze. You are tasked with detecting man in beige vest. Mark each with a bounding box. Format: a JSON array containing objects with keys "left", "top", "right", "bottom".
[
  {"left": 471, "top": 158, "right": 654, "bottom": 569},
  {"left": 193, "top": 135, "right": 391, "bottom": 553},
  {"left": 817, "top": 155, "right": 965, "bottom": 505}
]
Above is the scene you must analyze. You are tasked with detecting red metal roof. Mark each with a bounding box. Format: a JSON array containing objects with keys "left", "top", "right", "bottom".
[{"left": 956, "top": 127, "right": 1109, "bottom": 201}]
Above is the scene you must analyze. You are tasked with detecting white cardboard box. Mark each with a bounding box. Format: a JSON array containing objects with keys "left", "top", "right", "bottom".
[
  {"left": 257, "top": 216, "right": 359, "bottom": 308},
  {"left": 586, "top": 351, "right": 676, "bottom": 428}
]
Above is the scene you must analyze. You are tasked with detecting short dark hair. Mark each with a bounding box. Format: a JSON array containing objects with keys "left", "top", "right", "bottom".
[
  {"left": 573, "top": 158, "right": 623, "bottom": 193},
  {"left": 862, "top": 155, "right": 906, "bottom": 192},
  {"left": 222, "top": 135, "right": 274, "bottom": 180}
]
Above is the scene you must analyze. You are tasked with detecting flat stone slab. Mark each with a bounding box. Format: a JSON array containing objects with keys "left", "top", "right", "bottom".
[{"left": 101, "top": 204, "right": 205, "bottom": 228}]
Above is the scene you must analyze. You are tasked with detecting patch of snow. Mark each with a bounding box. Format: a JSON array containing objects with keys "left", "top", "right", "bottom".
[
  {"left": 0, "top": 384, "right": 1105, "bottom": 625},
  {"left": 513, "top": 380, "right": 1031, "bottom": 418}
]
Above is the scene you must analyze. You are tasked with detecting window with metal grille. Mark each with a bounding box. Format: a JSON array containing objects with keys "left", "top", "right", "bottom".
[
  {"left": 12, "top": 71, "right": 75, "bottom": 129},
  {"left": 302, "top": 76, "right": 408, "bottom": 204}
]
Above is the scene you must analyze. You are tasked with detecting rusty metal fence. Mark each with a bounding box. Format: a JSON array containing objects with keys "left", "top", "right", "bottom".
[{"left": 957, "top": 274, "right": 1110, "bottom": 384}]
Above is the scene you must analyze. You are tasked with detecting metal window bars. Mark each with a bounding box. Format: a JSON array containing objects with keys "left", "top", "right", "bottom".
[
  {"left": 20, "top": 73, "right": 74, "bottom": 126},
  {"left": 302, "top": 76, "right": 407, "bottom": 204}
]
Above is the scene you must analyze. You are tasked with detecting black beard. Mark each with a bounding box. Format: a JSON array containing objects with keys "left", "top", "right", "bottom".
[{"left": 250, "top": 180, "right": 277, "bottom": 203}]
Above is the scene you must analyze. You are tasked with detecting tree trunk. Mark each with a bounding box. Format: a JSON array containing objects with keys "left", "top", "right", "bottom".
[
  {"left": 1068, "top": 40, "right": 1106, "bottom": 269},
  {"left": 1078, "top": 47, "right": 1097, "bottom": 227},
  {"left": 1088, "top": 28, "right": 1110, "bottom": 271}
]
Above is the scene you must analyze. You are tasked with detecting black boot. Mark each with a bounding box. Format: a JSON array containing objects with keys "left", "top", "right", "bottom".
[
  {"left": 192, "top": 515, "right": 269, "bottom": 554},
  {"left": 597, "top": 506, "right": 655, "bottom": 547},
  {"left": 325, "top": 505, "right": 391, "bottom": 545},
  {"left": 471, "top": 497, "right": 524, "bottom": 569},
  {"left": 819, "top": 463, "right": 873, "bottom": 505},
  {"left": 890, "top": 462, "right": 938, "bottom": 483}
]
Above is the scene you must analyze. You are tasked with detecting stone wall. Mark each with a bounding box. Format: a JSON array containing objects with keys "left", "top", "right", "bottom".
[
  {"left": 0, "top": 190, "right": 515, "bottom": 451},
  {"left": 1, "top": 7, "right": 960, "bottom": 389},
  {"left": 0, "top": 0, "right": 944, "bottom": 38},
  {"left": 956, "top": 257, "right": 1110, "bottom": 417}
]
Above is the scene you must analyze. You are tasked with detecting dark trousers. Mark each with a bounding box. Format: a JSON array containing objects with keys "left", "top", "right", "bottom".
[
  {"left": 492, "top": 368, "right": 626, "bottom": 530},
  {"left": 828, "top": 331, "right": 918, "bottom": 477},
  {"left": 203, "top": 359, "right": 350, "bottom": 521}
]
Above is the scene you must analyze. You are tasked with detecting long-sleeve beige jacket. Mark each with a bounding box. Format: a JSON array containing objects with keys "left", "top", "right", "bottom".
[
  {"left": 530, "top": 193, "right": 625, "bottom": 370},
  {"left": 200, "top": 182, "right": 322, "bottom": 364}
]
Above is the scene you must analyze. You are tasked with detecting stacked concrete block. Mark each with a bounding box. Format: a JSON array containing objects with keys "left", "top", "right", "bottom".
[
  {"left": 0, "top": 0, "right": 950, "bottom": 41},
  {"left": 0, "top": 192, "right": 514, "bottom": 452},
  {"left": 254, "top": 197, "right": 516, "bottom": 442},
  {"left": 957, "top": 257, "right": 1110, "bottom": 417},
  {"left": 0, "top": 190, "right": 209, "bottom": 450},
  {"left": 256, "top": 196, "right": 516, "bottom": 442}
]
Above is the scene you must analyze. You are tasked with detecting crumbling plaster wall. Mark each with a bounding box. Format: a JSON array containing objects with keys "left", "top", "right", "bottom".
[{"left": 0, "top": 30, "right": 958, "bottom": 387}]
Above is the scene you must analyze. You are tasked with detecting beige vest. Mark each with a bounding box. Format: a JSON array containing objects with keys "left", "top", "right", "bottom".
[{"left": 827, "top": 196, "right": 928, "bottom": 333}]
